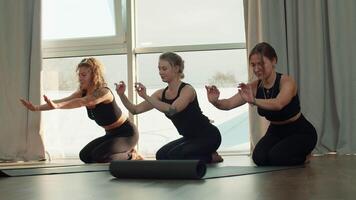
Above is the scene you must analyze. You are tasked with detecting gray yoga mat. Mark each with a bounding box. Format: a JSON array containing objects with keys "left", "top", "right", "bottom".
[
  {"left": 109, "top": 160, "right": 302, "bottom": 180},
  {"left": 0, "top": 164, "right": 109, "bottom": 177},
  {"left": 204, "top": 165, "right": 303, "bottom": 179}
]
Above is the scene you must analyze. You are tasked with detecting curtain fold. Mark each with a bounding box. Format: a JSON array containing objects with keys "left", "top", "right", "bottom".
[
  {"left": 0, "top": 0, "right": 45, "bottom": 161},
  {"left": 326, "top": 0, "right": 356, "bottom": 153},
  {"left": 243, "top": 0, "right": 356, "bottom": 154}
]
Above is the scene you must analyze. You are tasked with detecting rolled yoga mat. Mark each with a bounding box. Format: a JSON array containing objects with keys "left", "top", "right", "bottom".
[
  {"left": 0, "top": 164, "right": 109, "bottom": 177},
  {"left": 109, "top": 160, "right": 206, "bottom": 179}
]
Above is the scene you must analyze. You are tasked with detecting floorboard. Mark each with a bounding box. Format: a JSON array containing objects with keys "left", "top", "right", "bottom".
[{"left": 0, "top": 155, "right": 355, "bottom": 200}]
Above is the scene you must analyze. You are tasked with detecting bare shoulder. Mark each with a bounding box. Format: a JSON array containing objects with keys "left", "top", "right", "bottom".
[
  {"left": 180, "top": 84, "right": 196, "bottom": 99},
  {"left": 280, "top": 74, "right": 296, "bottom": 86},
  {"left": 152, "top": 88, "right": 165, "bottom": 100},
  {"left": 180, "top": 84, "right": 196, "bottom": 102},
  {"left": 92, "top": 87, "right": 110, "bottom": 98},
  {"left": 280, "top": 74, "right": 297, "bottom": 93},
  {"left": 182, "top": 84, "right": 195, "bottom": 93}
]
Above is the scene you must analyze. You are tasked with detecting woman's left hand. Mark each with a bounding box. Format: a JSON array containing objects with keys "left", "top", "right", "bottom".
[
  {"left": 205, "top": 85, "right": 220, "bottom": 105},
  {"left": 238, "top": 83, "right": 254, "bottom": 104},
  {"left": 43, "top": 95, "right": 58, "bottom": 109},
  {"left": 134, "top": 82, "right": 147, "bottom": 98}
]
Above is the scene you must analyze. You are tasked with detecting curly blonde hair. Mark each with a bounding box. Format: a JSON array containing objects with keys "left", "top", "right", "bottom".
[{"left": 76, "top": 57, "right": 107, "bottom": 91}]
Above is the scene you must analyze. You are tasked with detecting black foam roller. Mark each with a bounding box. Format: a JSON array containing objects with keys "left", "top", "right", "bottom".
[{"left": 109, "top": 160, "right": 206, "bottom": 179}]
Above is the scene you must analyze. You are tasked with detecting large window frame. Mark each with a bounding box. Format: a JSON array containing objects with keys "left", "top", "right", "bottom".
[{"left": 42, "top": 0, "right": 248, "bottom": 157}]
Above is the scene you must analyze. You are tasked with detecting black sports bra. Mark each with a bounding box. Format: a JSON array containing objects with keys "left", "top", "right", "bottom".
[
  {"left": 83, "top": 87, "right": 122, "bottom": 126},
  {"left": 256, "top": 73, "right": 300, "bottom": 121}
]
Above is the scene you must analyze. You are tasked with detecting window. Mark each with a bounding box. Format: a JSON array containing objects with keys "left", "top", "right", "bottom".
[
  {"left": 136, "top": 0, "right": 245, "bottom": 47},
  {"left": 41, "top": 0, "right": 248, "bottom": 159},
  {"left": 42, "top": 0, "right": 116, "bottom": 40},
  {"left": 42, "top": 0, "right": 126, "bottom": 58}
]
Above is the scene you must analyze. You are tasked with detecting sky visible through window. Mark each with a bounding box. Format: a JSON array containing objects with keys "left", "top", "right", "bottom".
[
  {"left": 42, "top": 0, "right": 115, "bottom": 40},
  {"left": 136, "top": 0, "right": 245, "bottom": 47}
]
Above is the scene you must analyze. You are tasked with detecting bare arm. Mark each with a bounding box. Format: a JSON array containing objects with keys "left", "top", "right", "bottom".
[
  {"left": 206, "top": 84, "right": 249, "bottom": 110},
  {"left": 45, "top": 88, "right": 112, "bottom": 110},
  {"left": 254, "top": 75, "right": 297, "bottom": 110},
  {"left": 118, "top": 92, "right": 155, "bottom": 115},
  {"left": 142, "top": 85, "right": 195, "bottom": 116},
  {"left": 115, "top": 81, "right": 154, "bottom": 114},
  {"left": 213, "top": 92, "right": 246, "bottom": 110},
  {"left": 52, "top": 90, "right": 82, "bottom": 103},
  {"left": 20, "top": 90, "right": 83, "bottom": 111}
]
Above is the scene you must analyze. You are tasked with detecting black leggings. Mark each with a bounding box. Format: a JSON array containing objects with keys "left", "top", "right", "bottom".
[
  {"left": 79, "top": 120, "right": 138, "bottom": 163},
  {"left": 252, "top": 114, "right": 317, "bottom": 166},
  {"left": 156, "top": 125, "right": 221, "bottom": 163}
]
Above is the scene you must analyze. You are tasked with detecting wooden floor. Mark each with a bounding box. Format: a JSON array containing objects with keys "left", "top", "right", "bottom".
[{"left": 0, "top": 155, "right": 355, "bottom": 200}]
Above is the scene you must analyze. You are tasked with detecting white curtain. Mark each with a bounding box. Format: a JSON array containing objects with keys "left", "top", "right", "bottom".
[
  {"left": 244, "top": 0, "right": 356, "bottom": 154},
  {"left": 0, "top": 0, "right": 45, "bottom": 161}
]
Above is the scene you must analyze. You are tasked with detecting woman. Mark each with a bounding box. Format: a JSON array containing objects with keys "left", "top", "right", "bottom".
[
  {"left": 20, "top": 57, "right": 141, "bottom": 163},
  {"left": 206, "top": 42, "right": 317, "bottom": 166},
  {"left": 116, "top": 52, "right": 223, "bottom": 163}
]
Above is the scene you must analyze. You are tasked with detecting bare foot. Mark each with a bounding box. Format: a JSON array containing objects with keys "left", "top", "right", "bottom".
[
  {"left": 129, "top": 149, "right": 144, "bottom": 160},
  {"left": 304, "top": 153, "right": 312, "bottom": 164},
  {"left": 211, "top": 152, "right": 224, "bottom": 163}
]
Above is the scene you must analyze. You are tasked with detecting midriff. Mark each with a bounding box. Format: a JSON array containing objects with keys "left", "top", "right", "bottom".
[
  {"left": 102, "top": 114, "right": 127, "bottom": 131},
  {"left": 270, "top": 112, "right": 301, "bottom": 125}
]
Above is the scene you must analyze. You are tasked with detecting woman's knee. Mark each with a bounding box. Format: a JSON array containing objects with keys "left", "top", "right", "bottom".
[
  {"left": 79, "top": 150, "right": 93, "bottom": 163},
  {"left": 156, "top": 147, "right": 168, "bottom": 160},
  {"left": 252, "top": 150, "right": 269, "bottom": 166}
]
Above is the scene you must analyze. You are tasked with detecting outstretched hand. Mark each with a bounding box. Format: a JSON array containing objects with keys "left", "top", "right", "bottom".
[
  {"left": 205, "top": 85, "right": 220, "bottom": 105},
  {"left": 43, "top": 95, "right": 58, "bottom": 109},
  {"left": 20, "top": 99, "right": 38, "bottom": 111},
  {"left": 115, "top": 81, "right": 126, "bottom": 95},
  {"left": 20, "top": 95, "right": 57, "bottom": 111},
  {"left": 238, "top": 83, "right": 254, "bottom": 104}
]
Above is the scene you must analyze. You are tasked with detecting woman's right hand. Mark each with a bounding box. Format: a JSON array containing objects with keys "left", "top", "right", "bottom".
[
  {"left": 238, "top": 83, "right": 254, "bottom": 104},
  {"left": 20, "top": 99, "right": 39, "bottom": 111},
  {"left": 205, "top": 85, "right": 220, "bottom": 105},
  {"left": 115, "top": 81, "right": 126, "bottom": 95},
  {"left": 134, "top": 82, "right": 148, "bottom": 98}
]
